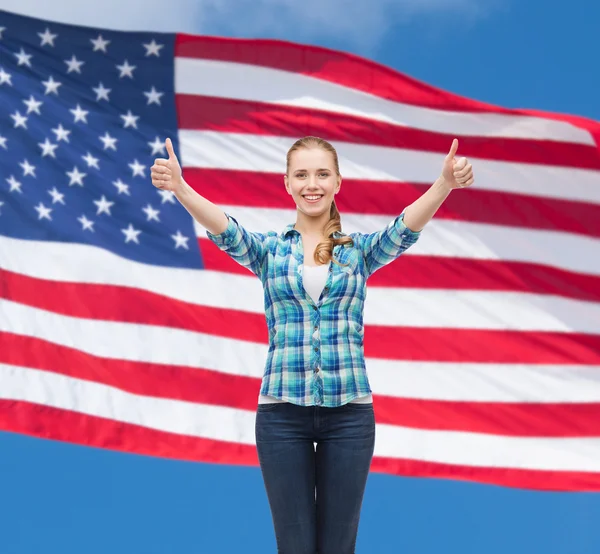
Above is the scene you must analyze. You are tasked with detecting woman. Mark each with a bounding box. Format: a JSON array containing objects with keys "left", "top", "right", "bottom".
[{"left": 151, "top": 136, "right": 474, "bottom": 554}]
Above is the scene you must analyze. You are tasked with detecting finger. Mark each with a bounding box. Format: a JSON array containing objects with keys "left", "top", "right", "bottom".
[
  {"left": 151, "top": 165, "right": 170, "bottom": 174},
  {"left": 453, "top": 156, "right": 468, "bottom": 171},
  {"left": 446, "top": 138, "right": 459, "bottom": 160},
  {"left": 458, "top": 177, "right": 475, "bottom": 188},
  {"left": 165, "top": 137, "right": 176, "bottom": 159},
  {"left": 454, "top": 163, "right": 472, "bottom": 178},
  {"left": 154, "top": 158, "right": 169, "bottom": 166}
]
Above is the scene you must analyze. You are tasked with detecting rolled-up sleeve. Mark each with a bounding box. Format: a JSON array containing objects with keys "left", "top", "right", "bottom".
[
  {"left": 206, "top": 213, "right": 270, "bottom": 279},
  {"left": 357, "top": 210, "right": 421, "bottom": 278}
]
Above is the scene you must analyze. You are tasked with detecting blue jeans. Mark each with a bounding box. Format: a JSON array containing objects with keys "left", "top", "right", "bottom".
[{"left": 255, "top": 401, "right": 376, "bottom": 554}]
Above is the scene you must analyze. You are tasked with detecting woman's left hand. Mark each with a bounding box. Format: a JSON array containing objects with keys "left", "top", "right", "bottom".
[{"left": 441, "top": 139, "right": 474, "bottom": 190}]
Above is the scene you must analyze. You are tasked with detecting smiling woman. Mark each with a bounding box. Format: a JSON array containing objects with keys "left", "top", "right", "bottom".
[{"left": 150, "top": 133, "right": 474, "bottom": 554}]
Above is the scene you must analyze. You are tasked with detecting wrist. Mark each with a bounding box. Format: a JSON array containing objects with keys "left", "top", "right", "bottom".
[
  {"left": 173, "top": 177, "right": 189, "bottom": 199},
  {"left": 434, "top": 176, "right": 453, "bottom": 195}
]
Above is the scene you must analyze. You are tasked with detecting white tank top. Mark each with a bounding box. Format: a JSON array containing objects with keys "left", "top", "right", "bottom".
[{"left": 258, "top": 263, "right": 373, "bottom": 405}]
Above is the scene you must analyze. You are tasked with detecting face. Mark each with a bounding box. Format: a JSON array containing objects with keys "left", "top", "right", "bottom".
[{"left": 284, "top": 147, "right": 341, "bottom": 217}]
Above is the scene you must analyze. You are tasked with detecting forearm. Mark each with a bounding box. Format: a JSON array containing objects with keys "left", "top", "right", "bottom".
[
  {"left": 174, "top": 179, "right": 229, "bottom": 235},
  {"left": 402, "top": 176, "right": 452, "bottom": 232}
]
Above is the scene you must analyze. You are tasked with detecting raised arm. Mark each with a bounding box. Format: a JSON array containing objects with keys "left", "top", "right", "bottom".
[{"left": 150, "top": 138, "right": 270, "bottom": 279}]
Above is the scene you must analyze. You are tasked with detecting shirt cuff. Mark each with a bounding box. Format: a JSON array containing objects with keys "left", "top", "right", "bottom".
[{"left": 205, "top": 212, "right": 237, "bottom": 247}]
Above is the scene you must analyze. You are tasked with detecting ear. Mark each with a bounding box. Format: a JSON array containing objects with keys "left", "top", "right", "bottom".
[
  {"left": 284, "top": 174, "right": 291, "bottom": 195},
  {"left": 335, "top": 174, "right": 342, "bottom": 194}
]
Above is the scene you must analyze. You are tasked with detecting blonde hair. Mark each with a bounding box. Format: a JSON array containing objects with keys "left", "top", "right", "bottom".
[{"left": 286, "top": 136, "right": 354, "bottom": 266}]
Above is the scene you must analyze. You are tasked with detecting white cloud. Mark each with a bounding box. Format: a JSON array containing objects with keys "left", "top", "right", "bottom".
[{"left": 0, "top": 0, "right": 497, "bottom": 52}]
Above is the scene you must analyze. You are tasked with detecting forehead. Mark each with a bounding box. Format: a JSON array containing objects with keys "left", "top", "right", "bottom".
[{"left": 289, "top": 147, "right": 335, "bottom": 169}]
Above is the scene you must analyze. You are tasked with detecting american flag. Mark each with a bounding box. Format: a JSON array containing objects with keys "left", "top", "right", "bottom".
[{"left": 1, "top": 8, "right": 600, "bottom": 492}]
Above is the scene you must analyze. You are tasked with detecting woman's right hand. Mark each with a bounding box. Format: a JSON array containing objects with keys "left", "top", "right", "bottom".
[{"left": 151, "top": 138, "right": 183, "bottom": 194}]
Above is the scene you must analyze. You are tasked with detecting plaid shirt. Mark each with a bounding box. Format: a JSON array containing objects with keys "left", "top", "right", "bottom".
[{"left": 206, "top": 210, "right": 421, "bottom": 407}]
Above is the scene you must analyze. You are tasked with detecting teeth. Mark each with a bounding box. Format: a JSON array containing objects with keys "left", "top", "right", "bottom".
[{"left": 305, "top": 195, "right": 322, "bottom": 200}]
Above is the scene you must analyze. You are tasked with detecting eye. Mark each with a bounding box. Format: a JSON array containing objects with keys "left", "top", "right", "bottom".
[{"left": 319, "top": 172, "right": 329, "bottom": 177}]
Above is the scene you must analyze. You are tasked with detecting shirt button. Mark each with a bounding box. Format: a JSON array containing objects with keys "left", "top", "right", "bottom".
[
  {"left": 314, "top": 347, "right": 319, "bottom": 352},
  {"left": 313, "top": 305, "right": 318, "bottom": 310},
  {"left": 314, "top": 325, "right": 318, "bottom": 331}
]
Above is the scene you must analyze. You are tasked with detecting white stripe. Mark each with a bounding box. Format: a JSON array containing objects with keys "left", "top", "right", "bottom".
[
  {"left": 175, "top": 58, "right": 594, "bottom": 146},
  {"left": 178, "top": 130, "right": 600, "bottom": 205},
  {"left": 3, "top": 235, "right": 600, "bottom": 331},
  {"left": 196, "top": 205, "right": 600, "bottom": 278},
  {"left": 2, "top": 300, "right": 600, "bottom": 403},
  {"left": 1, "top": 363, "right": 599, "bottom": 472},
  {"left": 3, "top": 238, "right": 600, "bottom": 333}
]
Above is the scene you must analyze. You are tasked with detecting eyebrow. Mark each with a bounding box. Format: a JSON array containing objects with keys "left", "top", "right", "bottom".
[{"left": 294, "top": 168, "right": 332, "bottom": 172}]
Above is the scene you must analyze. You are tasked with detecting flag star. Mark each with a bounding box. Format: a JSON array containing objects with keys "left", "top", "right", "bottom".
[
  {"left": 112, "top": 179, "right": 130, "bottom": 195},
  {"left": 99, "top": 132, "right": 117, "bottom": 150},
  {"left": 0, "top": 136, "right": 7, "bottom": 149},
  {"left": 116, "top": 59, "right": 136, "bottom": 78},
  {"left": 20, "top": 159, "right": 36, "bottom": 177},
  {"left": 70, "top": 104, "right": 89, "bottom": 123},
  {"left": 82, "top": 152, "right": 100, "bottom": 169},
  {"left": 66, "top": 166, "right": 87, "bottom": 186},
  {"left": 122, "top": 223, "right": 141, "bottom": 244},
  {"left": 7, "top": 175, "right": 23, "bottom": 193},
  {"left": 15, "top": 48, "right": 33, "bottom": 67},
  {"left": 64, "top": 55, "right": 84, "bottom": 73},
  {"left": 52, "top": 123, "right": 71, "bottom": 142},
  {"left": 10, "top": 111, "right": 27, "bottom": 129},
  {"left": 120, "top": 110, "right": 139, "bottom": 129},
  {"left": 128, "top": 159, "right": 146, "bottom": 177},
  {"left": 48, "top": 187, "right": 66, "bottom": 204},
  {"left": 148, "top": 136, "right": 166, "bottom": 155},
  {"left": 78, "top": 215, "right": 95, "bottom": 231},
  {"left": 94, "top": 195, "right": 115, "bottom": 215},
  {"left": 0, "top": 27, "right": 5, "bottom": 40},
  {"left": 42, "top": 75, "right": 61, "bottom": 95},
  {"left": 39, "top": 138, "right": 59, "bottom": 158},
  {"left": 91, "top": 34, "right": 110, "bottom": 52},
  {"left": 144, "top": 86, "right": 163, "bottom": 106},
  {"left": 23, "top": 95, "right": 43, "bottom": 114},
  {"left": 142, "top": 204, "right": 160, "bottom": 222},
  {"left": 143, "top": 39, "right": 164, "bottom": 57},
  {"left": 38, "top": 28, "right": 58, "bottom": 47},
  {"left": 0, "top": 68, "right": 12, "bottom": 86},
  {"left": 92, "top": 82, "right": 111, "bottom": 101},
  {"left": 157, "top": 189, "right": 176, "bottom": 204},
  {"left": 171, "top": 230, "right": 190, "bottom": 249},
  {"left": 34, "top": 202, "right": 52, "bottom": 220}
]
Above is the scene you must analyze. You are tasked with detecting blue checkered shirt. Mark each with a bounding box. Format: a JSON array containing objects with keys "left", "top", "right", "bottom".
[{"left": 206, "top": 211, "right": 421, "bottom": 407}]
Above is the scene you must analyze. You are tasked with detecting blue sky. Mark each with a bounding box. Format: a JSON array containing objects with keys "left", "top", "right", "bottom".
[{"left": 1, "top": 1, "right": 599, "bottom": 553}]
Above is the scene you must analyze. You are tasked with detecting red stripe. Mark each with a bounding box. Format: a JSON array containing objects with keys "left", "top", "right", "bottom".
[
  {"left": 3, "top": 269, "right": 600, "bottom": 364},
  {"left": 3, "top": 333, "right": 600, "bottom": 439},
  {"left": 199, "top": 238, "right": 600, "bottom": 304},
  {"left": 176, "top": 94, "right": 600, "bottom": 170},
  {"left": 1, "top": 400, "right": 598, "bottom": 491},
  {"left": 185, "top": 168, "right": 600, "bottom": 239},
  {"left": 173, "top": 33, "right": 600, "bottom": 153}
]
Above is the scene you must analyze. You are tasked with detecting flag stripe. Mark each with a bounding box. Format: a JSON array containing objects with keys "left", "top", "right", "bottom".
[
  {"left": 185, "top": 168, "right": 600, "bottom": 239},
  {"left": 179, "top": 130, "right": 600, "bottom": 205},
  {"left": 2, "top": 364, "right": 600, "bottom": 473},
  {"left": 193, "top": 206, "right": 600, "bottom": 278},
  {"left": 176, "top": 94, "right": 600, "bottom": 170},
  {"left": 3, "top": 296, "right": 600, "bottom": 375},
  {"left": 2, "top": 399, "right": 598, "bottom": 491},
  {"left": 201, "top": 239, "right": 600, "bottom": 303},
  {"left": 173, "top": 42, "right": 598, "bottom": 145},
  {"left": 5, "top": 254, "right": 600, "bottom": 334},
  {"left": 4, "top": 332, "right": 600, "bottom": 404},
  {"left": 3, "top": 334, "right": 600, "bottom": 438}
]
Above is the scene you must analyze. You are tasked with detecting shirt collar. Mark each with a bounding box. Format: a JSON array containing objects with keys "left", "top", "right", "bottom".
[{"left": 281, "top": 224, "right": 344, "bottom": 240}]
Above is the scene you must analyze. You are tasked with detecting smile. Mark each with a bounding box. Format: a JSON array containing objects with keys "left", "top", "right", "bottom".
[{"left": 303, "top": 195, "right": 323, "bottom": 203}]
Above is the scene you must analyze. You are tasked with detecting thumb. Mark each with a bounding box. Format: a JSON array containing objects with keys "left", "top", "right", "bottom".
[
  {"left": 446, "top": 138, "right": 459, "bottom": 160},
  {"left": 165, "top": 137, "right": 177, "bottom": 160}
]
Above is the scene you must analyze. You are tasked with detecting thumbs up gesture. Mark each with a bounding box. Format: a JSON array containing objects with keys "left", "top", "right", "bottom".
[
  {"left": 151, "top": 138, "right": 183, "bottom": 194},
  {"left": 441, "top": 139, "right": 474, "bottom": 190}
]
